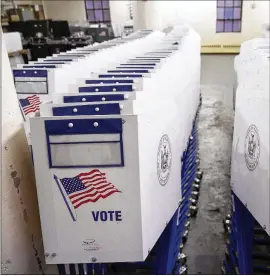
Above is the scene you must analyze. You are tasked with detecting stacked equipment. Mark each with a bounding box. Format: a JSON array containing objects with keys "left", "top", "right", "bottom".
[
  {"left": 222, "top": 37, "right": 269, "bottom": 274},
  {"left": 223, "top": 206, "right": 270, "bottom": 275},
  {"left": 14, "top": 30, "right": 160, "bottom": 147},
  {"left": 13, "top": 25, "right": 202, "bottom": 274}
]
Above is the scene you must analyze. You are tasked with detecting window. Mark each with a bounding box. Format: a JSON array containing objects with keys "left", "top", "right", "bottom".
[
  {"left": 216, "top": 0, "right": 242, "bottom": 33},
  {"left": 85, "top": 0, "right": 111, "bottom": 24}
]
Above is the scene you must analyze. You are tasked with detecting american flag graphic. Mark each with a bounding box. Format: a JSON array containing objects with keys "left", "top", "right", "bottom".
[
  {"left": 19, "top": 95, "right": 41, "bottom": 115},
  {"left": 54, "top": 169, "right": 120, "bottom": 220}
]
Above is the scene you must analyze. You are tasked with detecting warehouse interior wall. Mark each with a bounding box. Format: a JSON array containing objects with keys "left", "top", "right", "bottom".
[
  {"left": 141, "top": 1, "right": 269, "bottom": 44},
  {"left": 132, "top": 1, "right": 146, "bottom": 31},
  {"left": 13, "top": 0, "right": 42, "bottom": 5},
  {"left": 42, "top": 0, "right": 131, "bottom": 26},
  {"left": 1, "top": 34, "right": 55, "bottom": 275},
  {"left": 109, "top": 1, "right": 131, "bottom": 26},
  {"left": 40, "top": 1, "right": 269, "bottom": 44},
  {"left": 42, "top": 1, "right": 87, "bottom": 22}
]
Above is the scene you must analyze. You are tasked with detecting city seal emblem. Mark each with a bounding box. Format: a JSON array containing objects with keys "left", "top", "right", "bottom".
[
  {"left": 244, "top": 125, "right": 260, "bottom": 171},
  {"left": 157, "top": 134, "right": 172, "bottom": 186}
]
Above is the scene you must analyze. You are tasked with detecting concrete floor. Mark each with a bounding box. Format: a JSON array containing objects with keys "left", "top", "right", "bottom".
[{"left": 184, "top": 55, "right": 236, "bottom": 274}]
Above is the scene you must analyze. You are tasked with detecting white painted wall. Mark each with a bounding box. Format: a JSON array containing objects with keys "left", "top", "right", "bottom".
[
  {"left": 43, "top": 0, "right": 131, "bottom": 26},
  {"left": 141, "top": 0, "right": 270, "bottom": 44},
  {"left": 110, "top": 0, "right": 131, "bottom": 25},
  {"left": 132, "top": 1, "right": 146, "bottom": 30},
  {"left": 43, "top": 0, "right": 132, "bottom": 37},
  {"left": 43, "top": 0, "right": 87, "bottom": 22},
  {"left": 1, "top": 32, "right": 56, "bottom": 275},
  {"left": 110, "top": 0, "right": 133, "bottom": 36},
  {"left": 14, "top": 0, "right": 42, "bottom": 5}
]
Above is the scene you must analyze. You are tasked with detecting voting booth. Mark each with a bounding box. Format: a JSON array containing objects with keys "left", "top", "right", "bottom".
[
  {"left": 231, "top": 38, "right": 270, "bottom": 234},
  {"left": 13, "top": 32, "right": 156, "bottom": 146},
  {"left": 13, "top": 26, "right": 202, "bottom": 266},
  {"left": 13, "top": 68, "right": 53, "bottom": 146},
  {"left": 31, "top": 102, "right": 183, "bottom": 263}
]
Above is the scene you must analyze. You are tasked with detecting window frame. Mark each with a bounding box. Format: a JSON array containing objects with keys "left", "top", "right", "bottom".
[
  {"left": 216, "top": 0, "right": 243, "bottom": 33},
  {"left": 84, "top": 0, "right": 111, "bottom": 24}
]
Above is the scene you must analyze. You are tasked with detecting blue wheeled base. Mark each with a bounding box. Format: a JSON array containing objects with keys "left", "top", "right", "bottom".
[
  {"left": 222, "top": 193, "right": 270, "bottom": 275},
  {"left": 57, "top": 264, "right": 107, "bottom": 275}
]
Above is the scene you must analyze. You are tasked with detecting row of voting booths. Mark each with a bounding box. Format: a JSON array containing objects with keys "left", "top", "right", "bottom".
[
  {"left": 13, "top": 25, "right": 202, "bottom": 274},
  {"left": 223, "top": 37, "right": 269, "bottom": 274}
]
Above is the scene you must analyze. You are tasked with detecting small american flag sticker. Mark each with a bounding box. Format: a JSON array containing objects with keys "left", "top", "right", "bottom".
[
  {"left": 19, "top": 95, "right": 41, "bottom": 115},
  {"left": 54, "top": 169, "right": 121, "bottom": 221}
]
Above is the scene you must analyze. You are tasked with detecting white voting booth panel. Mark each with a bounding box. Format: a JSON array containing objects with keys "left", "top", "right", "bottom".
[
  {"left": 52, "top": 92, "right": 136, "bottom": 104},
  {"left": 68, "top": 29, "right": 201, "bottom": 158},
  {"left": 13, "top": 52, "right": 96, "bottom": 144},
  {"left": 30, "top": 104, "right": 182, "bottom": 263},
  {"left": 36, "top": 60, "right": 73, "bottom": 64},
  {"left": 231, "top": 38, "right": 270, "bottom": 233},
  {"left": 74, "top": 77, "right": 142, "bottom": 89},
  {"left": 14, "top": 33, "right": 160, "bottom": 99},
  {"left": 13, "top": 66, "right": 75, "bottom": 139},
  {"left": 14, "top": 69, "right": 52, "bottom": 121},
  {"left": 40, "top": 86, "right": 168, "bottom": 117},
  {"left": 70, "top": 80, "right": 143, "bottom": 94},
  {"left": 41, "top": 44, "right": 131, "bottom": 95},
  {"left": 38, "top": 57, "right": 78, "bottom": 62},
  {"left": 69, "top": 72, "right": 152, "bottom": 95},
  {"left": 39, "top": 101, "right": 134, "bottom": 117},
  {"left": 61, "top": 33, "right": 166, "bottom": 94},
  {"left": 28, "top": 25, "right": 201, "bottom": 264},
  {"left": 231, "top": 97, "right": 269, "bottom": 232},
  {"left": 91, "top": 72, "right": 152, "bottom": 79},
  {"left": 13, "top": 68, "right": 56, "bottom": 146},
  {"left": 14, "top": 69, "right": 53, "bottom": 98},
  {"left": 13, "top": 31, "right": 162, "bottom": 148}
]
